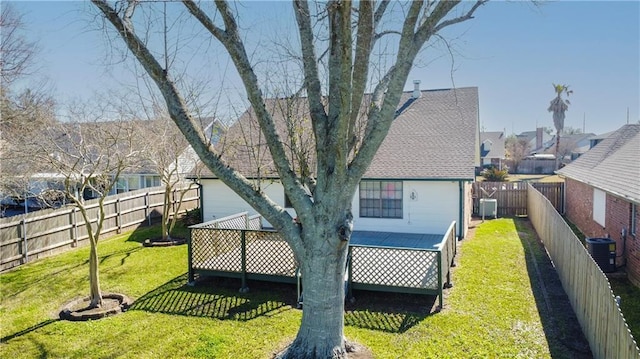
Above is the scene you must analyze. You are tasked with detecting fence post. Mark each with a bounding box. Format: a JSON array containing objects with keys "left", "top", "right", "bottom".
[
  {"left": 437, "top": 251, "right": 443, "bottom": 310},
  {"left": 239, "top": 230, "right": 249, "bottom": 293},
  {"left": 145, "top": 192, "right": 151, "bottom": 226},
  {"left": 20, "top": 217, "right": 28, "bottom": 264},
  {"left": 116, "top": 198, "right": 122, "bottom": 234},
  {"left": 72, "top": 207, "right": 78, "bottom": 247},
  {"left": 347, "top": 246, "right": 353, "bottom": 301},
  {"left": 187, "top": 229, "right": 195, "bottom": 285},
  {"left": 172, "top": 188, "right": 176, "bottom": 218}
]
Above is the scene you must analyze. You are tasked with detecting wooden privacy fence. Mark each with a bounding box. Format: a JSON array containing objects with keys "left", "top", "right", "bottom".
[
  {"left": 472, "top": 181, "right": 563, "bottom": 217},
  {"left": 0, "top": 185, "right": 199, "bottom": 272},
  {"left": 527, "top": 183, "right": 639, "bottom": 359}
]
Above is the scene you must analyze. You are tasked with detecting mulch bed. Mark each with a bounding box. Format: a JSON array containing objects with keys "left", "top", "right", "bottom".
[
  {"left": 143, "top": 237, "right": 186, "bottom": 247},
  {"left": 59, "top": 293, "right": 133, "bottom": 321}
]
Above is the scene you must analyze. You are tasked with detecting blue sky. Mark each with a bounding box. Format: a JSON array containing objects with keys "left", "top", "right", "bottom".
[{"left": 8, "top": 1, "right": 640, "bottom": 136}]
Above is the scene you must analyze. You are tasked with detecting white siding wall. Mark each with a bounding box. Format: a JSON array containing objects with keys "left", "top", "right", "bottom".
[
  {"left": 202, "top": 179, "right": 460, "bottom": 235},
  {"left": 352, "top": 181, "right": 459, "bottom": 234},
  {"left": 200, "top": 179, "right": 295, "bottom": 228}
]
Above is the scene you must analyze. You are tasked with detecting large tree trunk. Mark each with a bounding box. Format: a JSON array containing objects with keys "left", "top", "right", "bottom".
[{"left": 278, "top": 238, "right": 349, "bottom": 359}]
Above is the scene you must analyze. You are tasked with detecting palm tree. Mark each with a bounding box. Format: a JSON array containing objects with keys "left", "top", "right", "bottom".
[{"left": 548, "top": 83, "right": 572, "bottom": 168}]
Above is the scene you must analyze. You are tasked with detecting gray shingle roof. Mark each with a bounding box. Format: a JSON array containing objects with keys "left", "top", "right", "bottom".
[
  {"left": 200, "top": 87, "right": 479, "bottom": 181},
  {"left": 364, "top": 87, "right": 478, "bottom": 180},
  {"left": 480, "top": 131, "right": 506, "bottom": 160},
  {"left": 556, "top": 124, "right": 640, "bottom": 204}
]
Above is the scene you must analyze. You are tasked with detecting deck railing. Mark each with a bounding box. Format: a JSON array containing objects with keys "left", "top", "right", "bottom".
[{"left": 189, "top": 215, "right": 457, "bottom": 309}]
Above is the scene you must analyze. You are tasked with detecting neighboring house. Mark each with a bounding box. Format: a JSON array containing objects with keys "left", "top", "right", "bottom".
[
  {"left": 544, "top": 132, "right": 596, "bottom": 164},
  {"left": 115, "top": 118, "right": 224, "bottom": 194},
  {"left": 0, "top": 118, "right": 222, "bottom": 216},
  {"left": 556, "top": 124, "right": 640, "bottom": 287},
  {"left": 517, "top": 127, "right": 554, "bottom": 155},
  {"left": 192, "top": 85, "right": 480, "bottom": 239},
  {"left": 588, "top": 130, "right": 614, "bottom": 150},
  {"left": 509, "top": 128, "right": 595, "bottom": 173},
  {"left": 479, "top": 131, "right": 505, "bottom": 170}
]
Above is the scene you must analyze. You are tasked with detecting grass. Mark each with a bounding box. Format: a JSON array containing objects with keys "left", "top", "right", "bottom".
[
  {"left": 1, "top": 219, "right": 588, "bottom": 358},
  {"left": 610, "top": 278, "right": 640, "bottom": 341}
]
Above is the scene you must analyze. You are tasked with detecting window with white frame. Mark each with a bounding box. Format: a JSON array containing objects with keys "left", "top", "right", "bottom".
[
  {"left": 359, "top": 180, "right": 403, "bottom": 218},
  {"left": 115, "top": 178, "right": 128, "bottom": 194},
  {"left": 593, "top": 188, "right": 606, "bottom": 227}
]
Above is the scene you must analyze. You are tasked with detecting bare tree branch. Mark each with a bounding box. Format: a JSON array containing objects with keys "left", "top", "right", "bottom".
[{"left": 183, "top": 0, "right": 312, "bottom": 220}]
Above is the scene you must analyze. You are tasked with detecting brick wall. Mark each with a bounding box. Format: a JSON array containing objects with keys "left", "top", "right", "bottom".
[
  {"left": 627, "top": 208, "right": 640, "bottom": 287},
  {"left": 565, "top": 178, "right": 640, "bottom": 286}
]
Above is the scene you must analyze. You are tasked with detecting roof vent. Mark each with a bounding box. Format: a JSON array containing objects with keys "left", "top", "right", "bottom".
[{"left": 412, "top": 80, "right": 421, "bottom": 99}]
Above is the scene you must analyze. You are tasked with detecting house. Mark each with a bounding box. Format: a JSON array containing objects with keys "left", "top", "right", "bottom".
[
  {"left": 518, "top": 127, "right": 554, "bottom": 154},
  {"left": 556, "top": 124, "right": 640, "bottom": 287},
  {"left": 508, "top": 128, "right": 595, "bottom": 173},
  {"left": 544, "top": 132, "right": 596, "bottom": 164},
  {"left": 0, "top": 118, "right": 222, "bottom": 217},
  {"left": 193, "top": 85, "right": 480, "bottom": 239},
  {"left": 479, "top": 131, "right": 505, "bottom": 170}
]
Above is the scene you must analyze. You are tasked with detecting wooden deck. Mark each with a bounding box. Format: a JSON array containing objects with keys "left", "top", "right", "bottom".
[
  {"left": 350, "top": 231, "right": 444, "bottom": 250},
  {"left": 189, "top": 216, "right": 457, "bottom": 309}
]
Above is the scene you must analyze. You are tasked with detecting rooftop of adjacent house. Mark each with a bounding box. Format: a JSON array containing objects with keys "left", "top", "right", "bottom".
[
  {"left": 556, "top": 124, "right": 640, "bottom": 204},
  {"left": 196, "top": 86, "right": 479, "bottom": 181},
  {"left": 544, "top": 132, "right": 596, "bottom": 156},
  {"left": 32, "top": 118, "right": 221, "bottom": 176},
  {"left": 517, "top": 128, "right": 554, "bottom": 153},
  {"left": 480, "top": 131, "right": 505, "bottom": 159}
]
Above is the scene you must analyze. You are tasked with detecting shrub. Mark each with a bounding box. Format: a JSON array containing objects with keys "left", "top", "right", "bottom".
[
  {"left": 181, "top": 207, "right": 201, "bottom": 225},
  {"left": 481, "top": 167, "right": 509, "bottom": 182}
]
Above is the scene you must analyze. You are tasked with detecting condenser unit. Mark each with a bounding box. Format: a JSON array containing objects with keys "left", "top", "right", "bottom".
[
  {"left": 479, "top": 198, "right": 497, "bottom": 219},
  {"left": 586, "top": 237, "right": 616, "bottom": 273}
]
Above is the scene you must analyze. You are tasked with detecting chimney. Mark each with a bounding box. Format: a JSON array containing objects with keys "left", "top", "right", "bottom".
[
  {"left": 412, "top": 80, "right": 421, "bottom": 99},
  {"left": 536, "top": 127, "right": 543, "bottom": 150}
]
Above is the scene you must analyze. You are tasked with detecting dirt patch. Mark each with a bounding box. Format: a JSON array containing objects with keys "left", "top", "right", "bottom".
[
  {"left": 59, "top": 293, "right": 133, "bottom": 321},
  {"left": 514, "top": 218, "right": 592, "bottom": 358}
]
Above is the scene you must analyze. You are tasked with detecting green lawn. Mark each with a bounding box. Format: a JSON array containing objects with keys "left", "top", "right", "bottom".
[
  {"left": 1, "top": 219, "right": 586, "bottom": 358},
  {"left": 610, "top": 278, "right": 640, "bottom": 341}
]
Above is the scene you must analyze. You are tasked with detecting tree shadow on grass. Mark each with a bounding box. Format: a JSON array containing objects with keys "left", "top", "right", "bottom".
[
  {"left": 99, "top": 246, "right": 142, "bottom": 266},
  {"left": 344, "top": 290, "right": 436, "bottom": 333},
  {"left": 1, "top": 319, "right": 59, "bottom": 343},
  {"left": 513, "top": 218, "right": 592, "bottom": 359},
  {"left": 129, "top": 274, "right": 293, "bottom": 321}
]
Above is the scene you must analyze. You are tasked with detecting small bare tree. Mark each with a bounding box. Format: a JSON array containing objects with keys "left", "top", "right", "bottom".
[
  {"left": 1, "top": 89, "right": 57, "bottom": 211},
  {"left": 504, "top": 134, "right": 531, "bottom": 173},
  {"left": 29, "top": 101, "right": 141, "bottom": 308},
  {"left": 0, "top": 3, "right": 38, "bottom": 87},
  {"left": 136, "top": 114, "right": 207, "bottom": 242}
]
